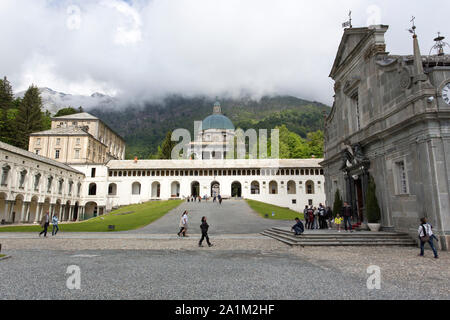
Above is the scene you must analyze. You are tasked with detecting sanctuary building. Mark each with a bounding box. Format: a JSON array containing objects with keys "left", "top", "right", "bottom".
[
  {"left": 1, "top": 102, "right": 326, "bottom": 223},
  {"left": 321, "top": 24, "right": 450, "bottom": 249}
]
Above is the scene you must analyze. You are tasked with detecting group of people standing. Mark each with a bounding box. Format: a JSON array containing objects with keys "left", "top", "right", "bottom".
[
  {"left": 303, "top": 204, "right": 333, "bottom": 230},
  {"left": 187, "top": 195, "right": 222, "bottom": 204}
]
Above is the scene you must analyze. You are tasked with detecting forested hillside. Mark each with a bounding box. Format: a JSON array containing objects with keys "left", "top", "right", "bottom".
[{"left": 90, "top": 95, "right": 330, "bottom": 159}]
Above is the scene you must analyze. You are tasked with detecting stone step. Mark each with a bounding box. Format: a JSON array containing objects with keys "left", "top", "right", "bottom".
[
  {"left": 261, "top": 228, "right": 417, "bottom": 247},
  {"left": 271, "top": 227, "right": 411, "bottom": 238},
  {"left": 262, "top": 230, "right": 415, "bottom": 244}
]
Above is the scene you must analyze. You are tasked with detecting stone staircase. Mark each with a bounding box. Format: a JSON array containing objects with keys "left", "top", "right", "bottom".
[{"left": 261, "top": 227, "right": 417, "bottom": 247}]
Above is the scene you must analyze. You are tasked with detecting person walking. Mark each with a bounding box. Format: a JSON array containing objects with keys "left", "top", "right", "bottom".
[
  {"left": 334, "top": 214, "right": 343, "bottom": 232},
  {"left": 218, "top": 195, "right": 222, "bottom": 205},
  {"left": 303, "top": 205, "right": 309, "bottom": 228},
  {"left": 341, "top": 202, "right": 353, "bottom": 232},
  {"left": 291, "top": 218, "right": 305, "bottom": 236},
  {"left": 199, "top": 216, "right": 213, "bottom": 247},
  {"left": 418, "top": 218, "right": 439, "bottom": 259},
  {"left": 51, "top": 214, "right": 59, "bottom": 236},
  {"left": 177, "top": 211, "right": 188, "bottom": 237},
  {"left": 39, "top": 211, "right": 50, "bottom": 237}
]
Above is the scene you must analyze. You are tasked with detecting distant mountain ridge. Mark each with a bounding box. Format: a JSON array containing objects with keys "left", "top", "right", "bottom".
[{"left": 14, "top": 87, "right": 117, "bottom": 114}]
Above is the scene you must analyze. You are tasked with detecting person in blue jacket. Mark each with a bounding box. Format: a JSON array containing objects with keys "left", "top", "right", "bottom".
[{"left": 291, "top": 218, "right": 304, "bottom": 236}]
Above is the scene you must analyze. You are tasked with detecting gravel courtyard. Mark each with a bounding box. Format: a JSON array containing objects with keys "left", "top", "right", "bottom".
[
  {"left": 0, "top": 237, "right": 449, "bottom": 300},
  {"left": 1, "top": 200, "right": 449, "bottom": 300}
]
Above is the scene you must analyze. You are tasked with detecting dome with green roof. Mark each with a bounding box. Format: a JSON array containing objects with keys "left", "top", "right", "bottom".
[{"left": 202, "top": 100, "right": 235, "bottom": 131}]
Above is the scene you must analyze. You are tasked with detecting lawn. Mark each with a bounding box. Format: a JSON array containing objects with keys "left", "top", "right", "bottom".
[
  {"left": 0, "top": 200, "right": 183, "bottom": 232},
  {"left": 0, "top": 254, "right": 5, "bottom": 258},
  {"left": 246, "top": 199, "right": 304, "bottom": 221}
]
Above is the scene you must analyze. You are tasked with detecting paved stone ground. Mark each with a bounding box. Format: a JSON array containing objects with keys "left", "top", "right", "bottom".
[
  {"left": 126, "top": 199, "right": 293, "bottom": 235},
  {"left": 1, "top": 245, "right": 448, "bottom": 300},
  {"left": 1, "top": 200, "right": 449, "bottom": 300}
]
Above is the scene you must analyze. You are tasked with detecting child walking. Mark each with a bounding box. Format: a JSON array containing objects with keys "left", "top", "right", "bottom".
[{"left": 334, "top": 214, "right": 343, "bottom": 232}]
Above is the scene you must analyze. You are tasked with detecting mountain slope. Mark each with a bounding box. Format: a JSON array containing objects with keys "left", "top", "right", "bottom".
[{"left": 89, "top": 95, "right": 330, "bottom": 159}]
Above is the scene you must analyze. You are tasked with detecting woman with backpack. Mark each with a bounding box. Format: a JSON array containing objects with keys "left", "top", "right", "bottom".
[
  {"left": 177, "top": 211, "right": 188, "bottom": 237},
  {"left": 418, "top": 218, "right": 438, "bottom": 259}
]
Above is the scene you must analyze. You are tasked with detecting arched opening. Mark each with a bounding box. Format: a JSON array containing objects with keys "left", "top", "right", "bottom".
[
  {"left": 88, "top": 183, "right": 97, "bottom": 196},
  {"left": 41, "top": 198, "right": 50, "bottom": 220},
  {"left": 250, "top": 181, "right": 260, "bottom": 195},
  {"left": 287, "top": 180, "right": 296, "bottom": 194},
  {"left": 191, "top": 181, "right": 200, "bottom": 197},
  {"left": 84, "top": 201, "right": 98, "bottom": 219},
  {"left": 211, "top": 181, "right": 220, "bottom": 197},
  {"left": 151, "top": 181, "right": 161, "bottom": 198},
  {"left": 132, "top": 182, "right": 141, "bottom": 195},
  {"left": 73, "top": 202, "right": 79, "bottom": 221},
  {"left": 0, "top": 192, "right": 7, "bottom": 223},
  {"left": 269, "top": 181, "right": 278, "bottom": 194},
  {"left": 54, "top": 200, "right": 62, "bottom": 220},
  {"left": 231, "top": 181, "right": 242, "bottom": 198},
  {"left": 28, "top": 196, "right": 39, "bottom": 223},
  {"left": 12, "top": 194, "right": 24, "bottom": 223},
  {"left": 64, "top": 200, "right": 71, "bottom": 221},
  {"left": 108, "top": 183, "right": 117, "bottom": 196},
  {"left": 306, "top": 180, "right": 315, "bottom": 194},
  {"left": 171, "top": 181, "right": 180, "bottom": 197}
]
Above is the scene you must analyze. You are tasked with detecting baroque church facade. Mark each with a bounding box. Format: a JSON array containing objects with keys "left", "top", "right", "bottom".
[
  {"left": 321, "top": 24, "right": 450, "bottom": 249},
  {"left": 0, "top": 102, "right": 325, "bottom": 224}
]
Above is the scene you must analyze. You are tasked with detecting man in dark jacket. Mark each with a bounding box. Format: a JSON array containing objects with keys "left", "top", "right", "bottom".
[
  {"left": 341, "top": 202, "right": 353, "bottom": 232},
  {"left": 199, "top": 216, "right": 213, "bottom": 247},
  {"left": 291, "top": 218, "right": 304, "bottom": 236}
]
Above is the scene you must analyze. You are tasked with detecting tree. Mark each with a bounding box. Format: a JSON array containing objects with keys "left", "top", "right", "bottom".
[
  {"left": 365, "top": 175, "right": 381, "bottom": 223},
  {"left": 0, "top": 76, "right": 14, "bottom": 111},
  {"left": 333, "top": 189, "right": 343, "bottom": 218},
  {"left": 54, "top": 107, "right": 79, "bottom": 117},
  {"left": 14, "top": 85, "right": 44, "bottom": 149},
  {"left": 0, "top": 77, "right": 17, "bottom": 145},
  {"left": 157, "top": 131, "right": 176, "bottom": 159}
]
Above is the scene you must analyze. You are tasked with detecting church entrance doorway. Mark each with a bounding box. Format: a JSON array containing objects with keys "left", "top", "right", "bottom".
[
  {"left": 211, "top": 181, "right": 220, "bottom": 197},
  {"left": 191, "top": 181, "right": 200, "bottom": 197},
  {"left": 231, "top": 181, "right": 242, "bottom": 198}
]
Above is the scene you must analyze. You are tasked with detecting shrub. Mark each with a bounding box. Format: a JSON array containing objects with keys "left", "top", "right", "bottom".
[{"left": 365, "top": 175, "right": 381, "bottom": 223}]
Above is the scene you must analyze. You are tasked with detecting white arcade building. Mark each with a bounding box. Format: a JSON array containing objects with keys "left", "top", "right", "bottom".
[{"left": 0, "top": 102, "right": 325, "bottom": 223}]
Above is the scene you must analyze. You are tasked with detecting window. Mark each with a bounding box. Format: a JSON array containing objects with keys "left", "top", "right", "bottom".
[
  {"left": 395, "top": 161, "right": 409, "bottom": 195},
  {"left": 74, "top": 149, "right": 80, "bottom": 159},
  {"left": 56, "top": 138, "right": 61, "bottom": 146},
  {"left": 88, "top": 183, "right": 97, "bottom": 196},
  {"left": 35, "top": 149, "right": 40, "bottom": 155},
  {"left": 306, "top": 181, "right": 315, "bottom": 194},
  {"left": 76, "top": 138, "right": 81, "bottom": 145},
  {"left": 55, "top": 149, "right": 60, "bottom": 159},
  {"left": 91, "top": 168, "right": 96, "bottom": 177},
  {"left": 36, "top": 138, "right": 41, "bottom": 146}
]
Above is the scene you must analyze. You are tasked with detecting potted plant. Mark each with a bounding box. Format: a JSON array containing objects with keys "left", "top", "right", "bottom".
[{"left": 365, "top": 175, "right": 381, "bottom": 232}]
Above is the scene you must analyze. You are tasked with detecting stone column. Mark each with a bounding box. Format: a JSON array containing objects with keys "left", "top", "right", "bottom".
[
  {"left": 20, "top": 202, "right": 28, "bottom": 223},
  {"left": 35, "top": 203, "right": 43, "bottom": 223},
  {"left": 59, "top": 205, "right": 64, "bottom": 221}
]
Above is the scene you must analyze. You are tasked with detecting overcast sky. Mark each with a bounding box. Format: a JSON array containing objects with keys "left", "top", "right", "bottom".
[{"left": 1, "top": 0, "right": 449, "bottom": 105}]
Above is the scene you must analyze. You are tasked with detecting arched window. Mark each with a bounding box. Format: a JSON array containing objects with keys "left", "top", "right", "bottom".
[
  {"left": 269, "top": 181, "right": 278, "bottom": 194},
  {"left": 108, "top": 183, "right": 117, "bottom": 196},
  {"left": 132, "top": 182, "right": 141, "bottom": 195},
  {"left": 251, "top": 181, "right": 260, "bottom": 195},
  {"left": 287, "top": 180, "right": 296, "bottom": 194},
  {"left": 88, "top": 183, "right": 97, "bottom": 196},
  {"left": 306, "top": 180, "right": 315, "bottom": 194}
]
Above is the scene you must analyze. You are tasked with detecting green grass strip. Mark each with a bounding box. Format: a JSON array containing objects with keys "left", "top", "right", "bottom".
[
  {"left": 246, "top": 199, "right": 304, "bottom": 221},
  {"left": 0, "top": 200, "right": 183, "bottom": 232}
]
